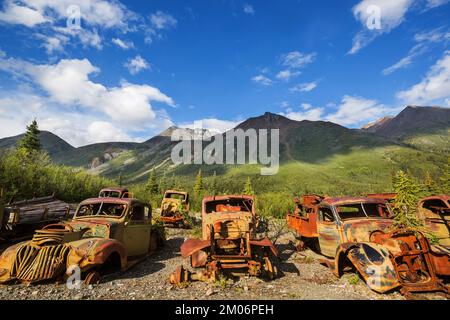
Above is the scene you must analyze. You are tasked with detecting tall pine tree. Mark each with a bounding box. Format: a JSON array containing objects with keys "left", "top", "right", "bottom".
[
  {"left": 146, "top": 170, "right": 159, "bottom": 195},
  {"left": 392, "top": 170, "right": 422, "bottom": 229},
  {"left": 18, "top": 120, "right": 41, "bottom": 153}
]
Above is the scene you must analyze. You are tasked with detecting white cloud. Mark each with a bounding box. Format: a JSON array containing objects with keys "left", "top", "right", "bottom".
[
  {"left": 0, "top": 0, "right": 132, "bottom": 28},
  {"left": 243, "top": 4, "right": 255, "bottom": 15},
  {"left": 53, "top": 27, "right": 102, "bottom": 50},
  {"left": 0, "top": 49, "right": 5, "bottom": 58},
  {"left": 426, "top": 0, "right": 449, "bottom": 8},
  {"left": 290, "top": 81, "right": 318, "bottom": 92},
  {"left": 0, "top": 0, "right": 49, "bottom": 27},
  {"left": 349, "top": 0, "right": 414, "bottom": 54},
  {"left": 149, "top": 11, "right": 177, "bottom": 29},
  {"left": 326, "top": 95, "right": 392, "bottom": 126},
  {"left": 36, "top": 33, "right": 69, "bottom": 54},
  {"left": 281, "top": 51, "right": 316, "bottom": 69},
  {"left": 179, "top": 118, "right": 240, "bottom": 135},
  {"left": 124, "top": 55, "right": 150, "bottom": 75},
  {"left": 251, "top": 74, "right": 273, "bottom": 86},
  {"left": 280, "top": 104, "right": 324, "bottom": 121},
  {"left": 397, "top": 52, "right": 450, "bottom": 105},
  {"left": 0, "top": 57, "right": 174, "bottom": 130},
  {"left": 383, "top": 28, "right": 449, "bottom": 75},
  {"left": 276, "top": 69, "right": 300, "bottom": 81},
  {"left": 146, "top": 11, "right": 177, "bottom": 43},
  {"left": 112, "top": 37, "right": 134, "bottom": 50}
]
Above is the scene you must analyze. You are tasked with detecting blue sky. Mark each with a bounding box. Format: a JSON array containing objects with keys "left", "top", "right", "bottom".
[{"left": 0, "top": 0, "right": 448, "bottom": 146}]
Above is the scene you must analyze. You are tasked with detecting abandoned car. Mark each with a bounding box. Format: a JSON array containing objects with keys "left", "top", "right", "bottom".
[
  {"left": 0, "top": 196, "right": 164, "bottom": 285},
  {"left": 170, "top": 195, "right": 278, "bottom": 284},
  {"left": 98, "top": 187, "right": 132, "bottom": 199},
  {"left": 160, "top": 190, "right": 190, "bottom": 228},
  {"left": 287, "top": 195, "right": 449, "bottom": 295}
]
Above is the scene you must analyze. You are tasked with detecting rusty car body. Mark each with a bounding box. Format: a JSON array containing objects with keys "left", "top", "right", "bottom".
[
  {"left": 417, "top": 195, "right": 450, "bottom": 278},
  {"left": 287, "top": 195, "right": 448, "bottom": 295},
  {"left": 0, "top": 196, "right": 164, "bottom": 285},
  {"left": 160, "top": 190, "right": 190, "bottom": 228},
  {"left": 170, "top": 195, "right": 278, "bottom": 284}
]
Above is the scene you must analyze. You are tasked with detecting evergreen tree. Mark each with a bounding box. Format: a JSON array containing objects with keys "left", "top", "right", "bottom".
[
  {"left": 159, "top": 170, "right": 168, "bottom": 193},
  {"left": 146, "top": 170, "right": 159, "bottom": 195},
  {"left": 439, "top": 158, "right": 450, "bottom": 194},
  {"left": 194, "top": 169, "right": 203, "bottom": 197},
  {"left": 392, "top": 170, "right": 422, "bottom": 229},
  {"left": 209, "top": 171, "right": 218, "bottom": 196},
  {"left": 243, "top": 177, "right": 254, "bottom": 195},
  {"left": 422, "top": 171, "right": 440, "bottom": 196},
  {"left": 18, "top": 120, "right": 41, "bottom": 153}
]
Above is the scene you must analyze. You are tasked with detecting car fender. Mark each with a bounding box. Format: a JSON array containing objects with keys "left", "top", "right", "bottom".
[
  {"left": 250, "top": 237, "right": 278, "bottom": 257},
  {"left": 335, "top": 242, "right": 400, "bottom": 293},
  {"left": 66, "top": 238, "right": 127, "bottom": 273},
  {"left": 0, "top": 241, "right": 29, "bottom": 283}
]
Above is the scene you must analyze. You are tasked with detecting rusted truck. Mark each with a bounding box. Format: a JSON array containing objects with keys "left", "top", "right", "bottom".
[
  {"left": 170, "top": 195, "right": 278, "bottom": 284},
  {"left": 98, "top": 187, "right": 132, "bottom": 199},
  {"left": 287, "top": 195, "right": 449, "bottom": 296},
  {"left": 160, "top": 190, "right": 190, "bottom": 228},
  {"left": 0, "top": 196, "right": 164, "bottom": 285}
]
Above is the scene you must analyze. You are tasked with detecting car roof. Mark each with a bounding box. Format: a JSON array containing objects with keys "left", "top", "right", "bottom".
[
  {"left": 322, "top": 197, "right": 387, "bottom": 206},
  {"left": 420, "top": 195, "right": 450, "bottom": 202},
  {"left": 79, "top": 197, "right": 145, "bottom": 206},
  {"left": 164, "top": 190, "right": 188, "bottom": 195},
  {"left": 100, "top": 187, "right": 129, "bottom": 192}
]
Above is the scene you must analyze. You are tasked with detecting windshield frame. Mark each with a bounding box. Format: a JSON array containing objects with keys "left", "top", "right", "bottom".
[
  {"left": 74, "top": 201, "right": 129, "bottom": 219},
  {"left": 333, "top": 202, "right": 392, "bottom": 221}
]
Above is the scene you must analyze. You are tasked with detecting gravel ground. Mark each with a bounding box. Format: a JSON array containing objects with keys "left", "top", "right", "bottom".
[{"left": 0, "top": 222, "right": 448, "bottom": 301}]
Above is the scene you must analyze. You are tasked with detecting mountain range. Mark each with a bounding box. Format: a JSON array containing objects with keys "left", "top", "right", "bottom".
[{"left": 0, "top": 106, "right": 449, "bottom": 185}]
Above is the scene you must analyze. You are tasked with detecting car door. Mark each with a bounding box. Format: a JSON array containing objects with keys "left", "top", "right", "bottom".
[
  {"left": 316, "top": 205, "right": 341, "bottom": 258},
  {"left": 123, "top": 204, "right": 152, "bottom": 257}
]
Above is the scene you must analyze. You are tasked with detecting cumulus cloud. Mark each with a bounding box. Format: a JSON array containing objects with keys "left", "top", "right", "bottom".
[
  {"left": 0, "top": 57, "right": 174, "bottom": 131},
  {"left": 290, "top": 81, "right": 318, "bottom": 92},
  {"left": 0, "top": 0, "right": 48, "bottom": 27},
  {"left": 280, "top": 104, "right": 324, "bottom": 121},
  {"left": 0, "top": 0, "right": 132, "bottom": 28},
  {"left": 112, "top": 37, "right": 134, "bottom": 49},
  {"left": 349, "top": 0, "right": 414, "bottom": 54},
  {"left": 280, "top": 51, "right": 316, "bottom": 69},
  {"left": 397, "top": 52, "right": 450, "bottom": 105},
  {"left": 280, "top": 96, "right": 398, "bottom": 127},
  {"left": 124, "top": 55, "right": 150, "bottom": 75},
  {"left": 326, "top": 95, "right": 392, "bottom": 126},
  {"left": 251, "top": 74, "right": 273, "bottom": 86}
]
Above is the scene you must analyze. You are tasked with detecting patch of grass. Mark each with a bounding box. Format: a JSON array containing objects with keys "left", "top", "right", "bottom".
[
  {"left": 214, "top": 275, "right": 229, "bottom": 290},
  {"left": 348, "top": 274, "right": 360, "bottom": 285}
]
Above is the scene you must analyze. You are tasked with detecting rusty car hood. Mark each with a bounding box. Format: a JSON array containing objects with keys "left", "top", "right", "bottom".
[
  {"left": 67, "top": 218, "right": 120, "bottom": 239},
  {"left": 341, "top": 218, "right": 393, "bottom": 243}
]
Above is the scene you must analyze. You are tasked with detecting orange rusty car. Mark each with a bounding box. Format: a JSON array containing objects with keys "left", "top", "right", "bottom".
[
  {"left": 0, "top": 196, "right": 164, "bottom": 285},
  {"left": 160, "top": 190, "right": 190, "bottom": 228},
  {"left": 287, "top": 195, "right": 449, "bottom": 296},
  {"left": 170, "top": 195, "right": 278, "bottom": 284}
]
